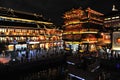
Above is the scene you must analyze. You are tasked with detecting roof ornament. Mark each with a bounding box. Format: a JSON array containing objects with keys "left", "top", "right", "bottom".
[
  {"left": 36, "top": 24, "right": 40, "bottom": 28},
  {"left": 112, "top": 5, "right": 118, "bottom": 11},
  {"left": 34, "top": 13, "right": 43, "bottom": 18},
  {"left": 7, "top": 8, "right": 16, "bottom": 17},
  {"left": 34, "top": 13, "right": 38, "bottom": 16}
]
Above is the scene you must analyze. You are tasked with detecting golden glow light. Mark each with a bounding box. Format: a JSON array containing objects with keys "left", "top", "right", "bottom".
[
  {"left": 112, "top": 47, "right": 120, "bottom": 50},
  {"left": 28, "top": 41, "right": 40, "bottom": 44},
  {"left": 86, "top": 7, "right": 104, "bottom": 16},
  {"left": 80, "top": 31, "right": 98, "bottom": 34},
  {"left": 0, "top": 16, "right": 53, "bottom": 25},
  {"left": 65, "top": 48, "right": 70, "bottom": 50}
]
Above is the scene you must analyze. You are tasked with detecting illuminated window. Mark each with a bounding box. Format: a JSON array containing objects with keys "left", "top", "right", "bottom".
[
  {"left": 15, "top": 29, "right": 21, "bottom": 32},
  {"left": 0, "top": 28, "right": 6, "bottom": 32},
  {"left": 105, "top": 18, "right": 111, "bottom": 20},
  {"left": 112, "top": 17, "right": 116, "bottom": 19},
  {"left": 116, "top": 16, "right": 120, "bottom": 19}
]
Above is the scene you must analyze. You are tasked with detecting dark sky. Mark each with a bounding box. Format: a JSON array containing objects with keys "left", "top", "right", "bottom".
[{"left": 0, "top": 0, "right": 120, "bottom": 26}]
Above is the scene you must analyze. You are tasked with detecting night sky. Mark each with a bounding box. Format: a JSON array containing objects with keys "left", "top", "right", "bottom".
[{"left": 0, "top": 0, "right": 120, "bottom": 26}]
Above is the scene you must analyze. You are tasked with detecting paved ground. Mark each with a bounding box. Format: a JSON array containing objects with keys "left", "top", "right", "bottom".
[{"left": 66, "top": 55, "right": 120, "bottom": 80}]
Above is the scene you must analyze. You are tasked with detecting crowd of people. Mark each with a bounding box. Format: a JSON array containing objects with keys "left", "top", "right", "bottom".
[
  {"left": 0, "top": 46, "right": 65, "bottom": 64},
  {"left": 1, "top": 43, "right": 120, "bottom": 64}
]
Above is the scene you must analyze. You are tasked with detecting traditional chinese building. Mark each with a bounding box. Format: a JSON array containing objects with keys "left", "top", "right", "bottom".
[
  {"left": 104, "top": 5, "right": 120, "bottom": 54},
  {"left": 0, "top": 7, "right": 63, "bottom": 63},
  {"left": 62, "top": 7, "right": 104, "bottom": 54}
]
